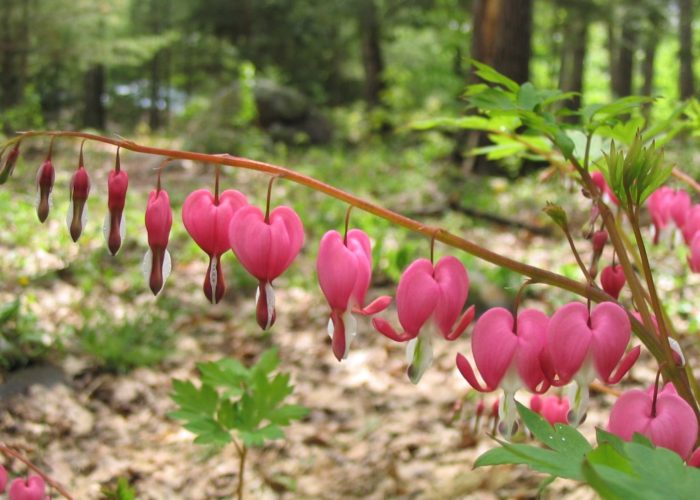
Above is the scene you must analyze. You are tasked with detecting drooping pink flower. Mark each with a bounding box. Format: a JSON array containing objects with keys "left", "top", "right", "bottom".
[
  {"left": 647, "top": 186, "right": 674, "bottom": 243},
  {"left": 544, "top": 301, "right": 640, "bottom": 425},
  {"left": 316, "top": 229, "right": 391, "bottom": 360},
  {"left": 0, "top": 464, "right": 7, "bottom": 493},
  {"left": 546, "top": 302, "right": 639, "bottom": 386},
  {"left": 229, "top": 204, "right": 305, "bottom": 330},
  {"left": 530, "top": 394, "right": 570, "bottom": 426},
  {"left": 35, "top": 158, "right": 55, "bottom": 223},
  {"left": 682, "top": 205, "right": 700, "bottom": 244},
  {"left": 600, "top": 264, "right": 626, "bottom": 299},
  {"left": 688, "top": 233, "right": 700, "bottom": 273},
  {"left": 591, "top": 171, "right": 620, "bottom": 206},
  {"left": 456, "top": 308, "right": 548, "bottom": 437},
  {"left": 669, "top": 189, "right": 691, "bottom": 228},
  {"left": 104, "top": 165, "right": 129, "bottom": 256},
  {"left": 608, "top": 383, "right": 698, "bottom": 460},
  {"left": 143, "top": 189, "right": 173, "bottom": 296},
  {"left": 373, "top": 256, "right": 474, "bottom": 383},
  {"left": 66, "top": 155, "right": 91, "bottom": 242},
  {"left": 8, "top": 475, "right": 46, "bottom": 500},
  {"left": 182, "top": 189, "right": 248, "bottom": 304},
  {"left": 456, "top": 308, "right": 549, "bottom": 393}
]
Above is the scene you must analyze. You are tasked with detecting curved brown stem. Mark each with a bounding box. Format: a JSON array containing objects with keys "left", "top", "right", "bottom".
[{"left": 0, "top": 443, "right": 74, "bottom": 499}]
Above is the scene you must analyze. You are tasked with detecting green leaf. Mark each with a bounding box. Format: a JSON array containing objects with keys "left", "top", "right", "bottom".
[
  {"left": 267, "top": 404, "right": 309, "bottom": 425},
  {"left": 253, "top": 347, "right": 280, "bottom": 376},
  {"left": 185, "top": 416, "right": 232, "bottom": 446},
  {"left": 470, "top": 60, "right": 520, "bottom": 93},
  {"left": 552, "top": 129, "right": 575, "bottom": 158},
  {"left": 517, "top": 82, "right": 540, "bottom": 111},
  {"left": 170, "top": 379, "right": 219, "bottom": 415},
  {"left": 475, "top": 440, "right": 584, "bottom": 480}
]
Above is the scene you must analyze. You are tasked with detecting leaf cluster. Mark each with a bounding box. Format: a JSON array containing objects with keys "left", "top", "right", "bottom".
[
  {"left": 602, "top": 132, "right": 672, "bottom": 207},
  {"left": 475, "top": 403, "right": 700, "bottom": 500},
  {"left": 169, "top": 348, "right": 308, "bottom": 449}
]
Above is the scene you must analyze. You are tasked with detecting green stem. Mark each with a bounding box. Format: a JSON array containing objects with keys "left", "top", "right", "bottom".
[{"left": 237, "top": 445, "right": 247, "bottom": 500}]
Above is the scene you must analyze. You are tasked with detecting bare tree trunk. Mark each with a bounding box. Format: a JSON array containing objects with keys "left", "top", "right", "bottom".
[
  {"left": 679, "top": 0, "right": 695, "bottom": 99},
  {"left": 82, "top": 65, "right": 106, "bottom": 129},
  {"left": 458, "top": 0, "right": 533, "bottom": 178},
  {"left": 358, "top": 0, "right": 384, "bottom": 109},
  {"left": 612, "top": 23, "right": 636, "bottom": 97},
  {"left": 558, "top": 4, "right": 589, "bottom": 116}
]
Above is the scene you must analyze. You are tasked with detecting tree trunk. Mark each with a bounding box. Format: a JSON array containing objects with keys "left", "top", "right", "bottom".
[
  {"left": 558, "top": 4, "right": 589, "bottom": 115},
  {"left": 470, "top": 0, "right": 532, "bottom": 84},
  {"left": 82, "top": 65, "right": 106, "bottom": 130},
  {"left": 679, "top": 0, "right": 695, "bottom": 99},
  {"left": 611, "top": 11, "right": 636, "bottom": 98},
  {"left": 358, "top": 0, "right": 384, "bottom": 109},
  {"left": 458, "top": 0, "right": 533, "bottom": 178}
]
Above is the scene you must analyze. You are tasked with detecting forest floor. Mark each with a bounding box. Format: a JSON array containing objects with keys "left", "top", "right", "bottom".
[{"left": 0, "top": 140, "right": 693, "bottom": 499}]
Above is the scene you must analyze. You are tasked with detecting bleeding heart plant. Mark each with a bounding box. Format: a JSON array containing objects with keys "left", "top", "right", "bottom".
[
  {"left": 8, "top": 474, "right": 46, "bottom": 500},
  {"left": 35, "top": 140, "right": 55, "bottom": 224},
  {"left": 229, "top": 178, "right": 305, "bottom": 330},
  {"left": 373, "top": 255, "right": 474, "bottom": 383},
  {"left": 456, "top": 307, "right": 549, "bottom": 437},
  {"left": 317, "top": 226, "right": 391, "bottom": 360},
  {"left": 182, "top": 177, "right": 248, "bottom": 304},
  {"left": 544, "top": 301, "right": 640, "bottom": 424}
]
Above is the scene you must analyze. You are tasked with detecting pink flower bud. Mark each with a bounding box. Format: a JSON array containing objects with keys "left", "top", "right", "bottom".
[
  {"left": 317, "top": 229, "right": 391, "bottom": 360},
  {"left": 647, "top": 187, "right": 674, "bottom": 243},
  {"left": 104, "top": 169, "right": 129, "bottom": 255},
  {"left": 669, "top": 190, "right": 691, "bottom": 228},
  {"left": 608, "top": 383, "right": 697, "bottom": 460},
  {"left": 229, "top": 205, "right": 305, "bottom": 330},
  {"left": 591, "top": 171, "right": 620, "bottom": 206},
  {"left": 66, "top": 164, "right": 90, "bottom": 242},
  {"left": 8, "top": 475, "right": 46, "bottom": 500},
  {"left": 600, "top": 264, "right": 626, "bottom": 299},
  {"left": 0, "top": 142, "right": 21, "bottom": 184},
  {"left": 591, "top": 230, "right": 608, "bottom": 254},
  {"left": 531, "top": 395, "right": 569, "bottom": 426},
  {"left": 182, "top": 189, "right": 248, "bottom": 304},
  {"left": 35, "top": 159, "right": 55, "bottom": 223},
  {"left": 143, "top": 189, "right": 173, "bottom": 296}
]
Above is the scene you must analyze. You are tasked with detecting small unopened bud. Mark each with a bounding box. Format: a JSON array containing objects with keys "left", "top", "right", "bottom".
[
  {"left": 67, "top": 165, "right": 90, "bottom": 242},
  {"left": 142, "top": 189, "right": 173, "bottom": 296},
  {"left": 592, "top": 230, "right": 608, "bottom": 254},
  {"left": 35, "top": 159, "right": 55, "bottom": 223},
  {"left": 668, "top": 338, "right": 685, "bottom": 367},
  {"left": 601, "top": 264, "right": 626, "bottom": 299},
  {"left": 0, "top": 142, "right": 21, "bottom": 184},
  {"left": 104, "top": 169, "right": 129, "bottom": 255}
]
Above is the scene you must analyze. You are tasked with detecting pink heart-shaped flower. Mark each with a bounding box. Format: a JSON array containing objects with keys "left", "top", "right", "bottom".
[
  {"left": 546, "top": 302, "right": 639, "bottom": 385},
  {"left": 8, "top": 475, "right": 45, "bottom": 500},
  {"left": 600, "top": 264, "right": 626, "bottom": 299},
  {"left": 608, "top": 383, "right": 698, "bottom": 459},
  {"left": 373, "top": 256, "right": 473, "bottom": 342},
  {"left": 229, "top": 205, "right": 304, "bottom": 282},
  {"left": 456, "top": 307, "right": 548, "bottom": 393},
  {"left": 229, "top": 204, "right": 304, "bottom": 329},
  {"left": 182, "top": 189, "right": 248, "bottom": 303},
  {"left": 317, "top": 229, "right": 391, "bottom": 360},
  {"left": 682, "top": 205, "right": 700, "bottom": 244}
]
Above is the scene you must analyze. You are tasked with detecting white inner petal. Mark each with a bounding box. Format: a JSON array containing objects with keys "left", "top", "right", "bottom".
[
  {"left": 141, "top": 249, "right": 153, "bottom": 286},
  {"left": 265, "top": 282, "right": 275, "bottom": 329},
  {"left": 65, "top": 200, "right": 73, "bottom": 232},
  {"left": 209, "top": 259, "right": 218, "bottom": 304},
  {"left": 342, "top": 310, "right": 357, "bottom": 360},
  {"left": 162, "top": 249, "right": 172, "bottom": 284}
]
